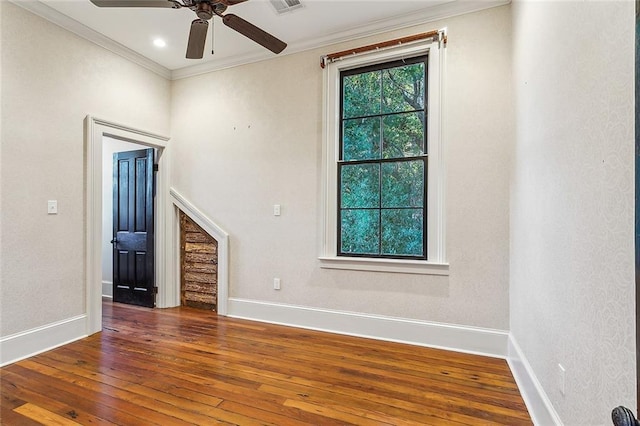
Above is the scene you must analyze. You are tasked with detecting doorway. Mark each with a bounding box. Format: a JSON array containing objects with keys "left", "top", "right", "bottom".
[
  {"left": 86, "top": 116, "right": 229, "bottom": 335},
  {"left": 85, "top": 116, "right": 173, "bottom": 335},
  {"left": 102, "top": 139, "right": 156, "bottom": 307}
]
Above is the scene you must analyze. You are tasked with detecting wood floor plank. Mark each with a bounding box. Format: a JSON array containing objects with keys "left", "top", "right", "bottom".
[
  {"left": 77, "top": 331, "right": 524, "bottom": 423},
  {"left": 0, "top": 379, "right": 42, "bottom": 426},
  {"left": 13, "top": 403, "right": 82, "bottom": 426},
  {"left": 13, "top": 361, "right": 253, "bottom": 426},
  {"left": 0, "top": 407, "right": 43, "bottom": 426},
  {"left": 283, "top": 399, "right": 394, "bottom": 426},
  {"left": 97, "top": 310, "right": 521, "bottom": 397},
  {"left": 3, "top": 364, "right": 188, "bottom": 426},
  {"left": 94, "top": 330, "right": 521, "bottom": 412},
  {"left": 0, "top": 300, "right": 532, "bottom": 425},
  {"left": 258, "top": 382, "right": 488, "bottom": 425}
]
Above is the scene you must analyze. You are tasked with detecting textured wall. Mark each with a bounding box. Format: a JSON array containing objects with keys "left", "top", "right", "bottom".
[
  {"left": 510, "top": 1, "right": 636, "bottom": 423},
  {"left": 0, "top": 2, "right": 170, "bottom": 336},
  {"left": 170, "top": 5, "right": 513, "bottom": 329},
  {"left": 0, "top": 1, "right": 4, "bottom": 336}
]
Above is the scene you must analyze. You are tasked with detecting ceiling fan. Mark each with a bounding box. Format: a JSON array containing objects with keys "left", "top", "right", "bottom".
[{"left": 89, "top": 0, "right": 287, "bottom": 59}]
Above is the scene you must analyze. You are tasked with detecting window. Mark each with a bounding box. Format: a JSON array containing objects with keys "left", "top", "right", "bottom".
[
  {"left": 320, "top": 34, "right": 448, "bottom": 275},
  {"left": 339, "top": 56, "right": 427, "bottom": 259}
]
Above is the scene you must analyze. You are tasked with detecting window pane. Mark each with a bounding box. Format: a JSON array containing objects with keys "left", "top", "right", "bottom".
[
  {"left": 343, "top": 117, "right": 381, "bottom": 161},
  {"left": 341, "top": 209, "right": 380, "bottom": 255},
  {"left": 343, "top": 71, "right": 381, "bottom": 119},
  {"left": 381, "top": 161, "right": 424, "bottom": 208},
  {"left": 340, "top": 164, "right": 380, "bottom": 208},
  {"left": 382, "top": 62, "right": 425, "bottom": 114},
  {"left": 337, "top": 55, "right": 429, "bottom": 260},
  {"left": 381, "top": 209, "right": 424, "bottom": 256},
  {"left": 382, "top": 111, "right": 425, "bottom": 158}
]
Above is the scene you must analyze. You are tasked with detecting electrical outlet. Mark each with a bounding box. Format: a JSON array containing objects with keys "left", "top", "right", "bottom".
[
  {"left": 273, "top": 204, "right": 281, "bottom": 216},
  {"left": 273, "top": 278, "right": 281, "bottom": 290},
  {"left": 558, "top": 364, "right": 566, "bottom": 395}
]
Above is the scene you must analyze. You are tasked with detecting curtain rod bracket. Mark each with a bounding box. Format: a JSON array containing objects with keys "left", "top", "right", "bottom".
[{"left": 438, "top": 28, "right": 447, "bottom": 48}]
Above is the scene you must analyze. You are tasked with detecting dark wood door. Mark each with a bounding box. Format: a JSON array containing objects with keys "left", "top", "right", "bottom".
[{"left": 112, "top": 148, "right": 155, "bottom": 308}]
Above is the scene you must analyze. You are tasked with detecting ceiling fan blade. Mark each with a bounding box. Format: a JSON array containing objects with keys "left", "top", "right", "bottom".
[
  {"left": 186, "top": 19, "right": 209, "bottom": 59},
  {"left": 89, "top": 0, "right": 178, "bottom": 7},
  {"left": 219, "top": 0, "right": 249, "bottom": 4},
  {"left": 222, "top": 14, "right": 287, "bottom": 54}
]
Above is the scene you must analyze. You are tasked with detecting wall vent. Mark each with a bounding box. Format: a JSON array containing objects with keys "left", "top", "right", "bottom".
[{"left": 270, "top": 0, "right": 303, "bottom": 14}]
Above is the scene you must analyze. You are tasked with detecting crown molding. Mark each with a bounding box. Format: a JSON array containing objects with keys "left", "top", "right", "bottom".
[
  {"left": 10, "top": 0, "right": 509, "bottom": 81},
  {"left": 171, "top": 0, "right": 510, "bottom": 80},
  {"left": 8, "top": 0, "right": 171, "bottom": 80},
  {"left": 170, "top": 49, "right": 276, "bottom": 80}
]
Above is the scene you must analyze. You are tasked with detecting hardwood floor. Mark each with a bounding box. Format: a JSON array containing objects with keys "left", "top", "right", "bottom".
[{"left": 1, "top": 301, "right": 531, "bottom": 425}]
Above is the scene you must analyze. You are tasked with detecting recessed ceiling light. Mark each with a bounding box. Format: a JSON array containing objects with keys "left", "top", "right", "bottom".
[{"left": 153, "top": 38, "right": 167, "bottom": 48}]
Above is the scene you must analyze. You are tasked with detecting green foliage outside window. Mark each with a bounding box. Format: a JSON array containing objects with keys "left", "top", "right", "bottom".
[{"left": 339, "top": 57, "right": 427, "bottom": 258}]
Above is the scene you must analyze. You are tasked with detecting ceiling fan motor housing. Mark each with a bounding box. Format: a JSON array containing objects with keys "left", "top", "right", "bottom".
[{"left": 195, "top": 2, "right": 213, "bottom": 20}]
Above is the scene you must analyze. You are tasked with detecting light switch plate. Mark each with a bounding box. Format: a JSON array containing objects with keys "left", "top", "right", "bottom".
[{"left": 48, "top": 200, "right": 58, "bottom": 214}]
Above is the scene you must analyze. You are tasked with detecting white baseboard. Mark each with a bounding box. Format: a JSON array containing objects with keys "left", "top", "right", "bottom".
[
  {"left": 507, "top": 334, "right": 563, "bottom": 425},
  {"left": 0, "top": 315, "right": 87, "bottom": 366},
  {"left": 102, "top": 280, "right": 113, "bottom": 298},
  {"left": 227, "top": 298, "right": 509, "bottom": 358}
]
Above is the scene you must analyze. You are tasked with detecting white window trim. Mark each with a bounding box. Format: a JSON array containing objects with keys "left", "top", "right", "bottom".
[{"left": 319, "top": 34, "right": 448, "bottom": 275}]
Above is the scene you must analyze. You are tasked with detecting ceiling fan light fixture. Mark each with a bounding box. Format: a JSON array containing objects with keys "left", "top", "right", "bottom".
[{"left": 269, "top": 0, "right": 302, "bottom": 14}]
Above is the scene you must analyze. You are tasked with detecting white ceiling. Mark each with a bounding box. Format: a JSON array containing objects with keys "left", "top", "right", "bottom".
[{"left": 15, "top": 0, "right": 507, "bottom": 79}]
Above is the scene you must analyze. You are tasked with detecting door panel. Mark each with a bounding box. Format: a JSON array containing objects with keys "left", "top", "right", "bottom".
[{"left": 112, "top": 148, "right": 155, "bottom": 307}]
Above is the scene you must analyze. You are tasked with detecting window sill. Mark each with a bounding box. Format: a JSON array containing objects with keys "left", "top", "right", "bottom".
[{"left": 318, "top": 256, "right": 449, "bottom": 276}]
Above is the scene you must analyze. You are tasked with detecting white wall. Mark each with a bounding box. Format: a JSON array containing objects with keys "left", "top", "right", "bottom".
[
  {"left": 0, "top": 1, "right": 170, "bottom": 336},
  {"left": 4, "top": 2, "right": 636, "bottom": 420},
  {"left": 171, "top": 5, "right": 513, "bottom": 330},
  {"left": 0, "top": 0, "right": 4, "bottom": 335},
  {"left": 510, "top": 1, "right": 636, "bottom": 423},
  {"left": 101, "top": 137, "right": 152, "bottom": 298}
]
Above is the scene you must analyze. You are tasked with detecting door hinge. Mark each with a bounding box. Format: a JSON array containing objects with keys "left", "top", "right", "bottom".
[
  {"left": 153, "top": 286, "right": 158, "bottom": 294},
  {"left": 153, "top": 164, "right": 159, "bottom": 172}
]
